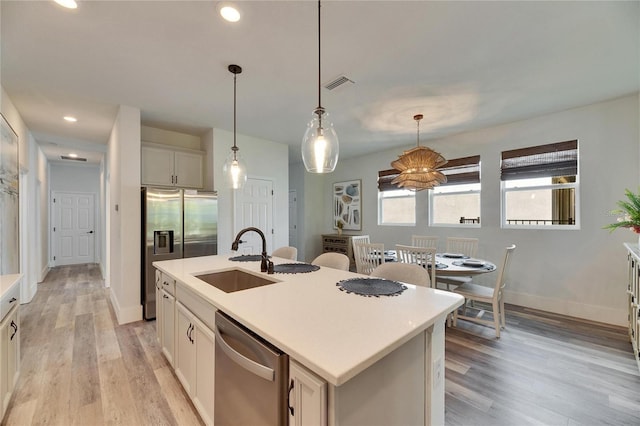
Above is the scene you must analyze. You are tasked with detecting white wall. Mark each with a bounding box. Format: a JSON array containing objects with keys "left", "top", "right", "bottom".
[
  {"left": 213, "top": 128, "right": 289, "bottom": 255},
  {"left": 298, "top": 94, "right": 638, "bottom": 326},
  {"left": 108, "top": 105, "right": 142, "bottom": 324}
]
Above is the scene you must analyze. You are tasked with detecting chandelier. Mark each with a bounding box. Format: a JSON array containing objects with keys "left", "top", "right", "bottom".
[{"left": 390, "top": 114, "right": 447, "bottom": 191}]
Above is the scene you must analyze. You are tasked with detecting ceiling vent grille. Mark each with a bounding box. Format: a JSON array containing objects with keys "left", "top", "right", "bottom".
[
  {"left": 60, "top": 155, "right": 87, "bottom": 162},
  {"left": 324, "top": 75, "right": 354, "bottom": 91}
]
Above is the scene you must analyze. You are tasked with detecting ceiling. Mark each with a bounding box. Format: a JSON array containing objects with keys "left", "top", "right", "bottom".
[{"left": 2, "top": 1, "right": 638, "bottom": 166}]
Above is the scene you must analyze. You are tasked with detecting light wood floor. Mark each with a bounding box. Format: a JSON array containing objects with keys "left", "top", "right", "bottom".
[{"left": 3, "top": 264, "right": 640, "bottom": 425}]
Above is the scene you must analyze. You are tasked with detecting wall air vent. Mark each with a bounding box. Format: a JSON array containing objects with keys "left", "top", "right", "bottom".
[
  {"left": 323, "top": 75, "right": 354, "bottom": 91},
  {"left": 60, "top": 155, "right": 87, "bottom": 162}
]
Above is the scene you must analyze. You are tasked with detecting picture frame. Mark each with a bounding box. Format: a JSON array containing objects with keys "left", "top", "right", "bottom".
[
  {"left": 333, "top": 179, "right": 361, "bottom": 231},
  {"left": 0, "top": 113, "right": 20, "bottom": 275}
]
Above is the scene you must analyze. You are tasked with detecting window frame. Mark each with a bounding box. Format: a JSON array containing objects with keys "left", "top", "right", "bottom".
[
  {"left": 428, "top": 155, "right": 481, "bottom": 228},
  {"left": 377, "top": 188, "right": 416, "bottom": 227},
  {"left": 500, "top": 140, "right": 580, "bottom": 230}
]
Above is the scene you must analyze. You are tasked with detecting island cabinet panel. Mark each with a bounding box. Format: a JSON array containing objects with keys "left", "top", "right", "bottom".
[
  {"left": 161, "top": 290, "right": 175, "bottom": 366},
  {"left": 289, "top": 360, "right": 327, "bottom": 426},
  {"left": 174, "top": 295, "right": 216, "bottom": 426},
  {"left": 0, "top": 276, "right": 20, "bottom": 423},
  {"left": 624, "top": 244, "right": 640, "bottom": 373},
  {"left": 155, "top": 270, "right": 162, "bottom": 344}
]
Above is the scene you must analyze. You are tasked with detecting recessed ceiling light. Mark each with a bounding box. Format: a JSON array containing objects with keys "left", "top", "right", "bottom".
[
  {"left": 219, "top": 4, "right": 241, "bottom": 22},
  {"left": 54, "top": 0, "right": 78, "bottom": 9},
  {"left": 68, "top": 153, "right": 78, "bottom": 158},
  {"left": 63, "top": 116, "right": 77, "bottom": 122}
]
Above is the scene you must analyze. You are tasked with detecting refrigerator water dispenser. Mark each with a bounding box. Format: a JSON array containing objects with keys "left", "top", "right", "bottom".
[{"left": 154, "top": 230, "right": 174, "bottom": 254}]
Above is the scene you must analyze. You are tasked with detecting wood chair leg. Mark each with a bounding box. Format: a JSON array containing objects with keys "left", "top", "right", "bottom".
[
  {"left": 493, "top": 300, "right": 501, "bottom": 338},
  {"left": 500, "top": 299, "right": 506, "bottom": 328}
]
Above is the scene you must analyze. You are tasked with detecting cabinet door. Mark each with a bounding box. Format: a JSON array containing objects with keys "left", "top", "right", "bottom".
[
  {"left": 175, "top": 302, "right": 196, "bottom": 395},
  {"left": 6, "top": 308, "right": 18, "bottom": 401},
  {"left": 142, "top": 146, "right": 175, "bottom": 186},
  {"left": 289, "top": 360, "right": 327, "bottom": 426},
  {"left": 155, "top": 270, "right": 163, "bottom": 345},
  {"left": 174, "top": 151, "right": 203, "bottom": 188},
  {"left": 161, "top": 291, "right": 175, "bottom": 367},
  {"left": 193, "top": 316, "right": 215, "bottom": 426}
]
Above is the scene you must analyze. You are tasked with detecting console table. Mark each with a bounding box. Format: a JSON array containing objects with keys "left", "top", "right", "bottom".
[{"left": 322, "top": 234, "right": 356, "bottom": 270}]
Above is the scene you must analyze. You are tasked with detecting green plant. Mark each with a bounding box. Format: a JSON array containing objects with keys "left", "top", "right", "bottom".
[{"left": 604, "top": 188, "right": 640, "bottom": 233}]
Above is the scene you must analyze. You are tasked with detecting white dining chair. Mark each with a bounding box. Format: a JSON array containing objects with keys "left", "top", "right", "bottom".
[
  {"left": 271, "top": 246, "right": 297, "bottom": 260},
  {"left": 411, "top": 235, "right": 439, "bottom": 250},
  {"left": 350, "top": 235, "right": 370, "bottom": 253},
  {"left": 353, "top": 242, "right": 384, "bottom": 275},
  {"left": 311, "top": 252, "right": 350, "bottom": 271},
  {"left": 452, "top": 244, "right": 516, "bottom": 338},
  {"left": 437, "top": 237, "right": 479, "bottom": 290},
  {"left": 371, "top": 263, "right": 430, "bottom": 287},
  {"left": 395, "top": 244, "right": 437, "bottom": 288}
]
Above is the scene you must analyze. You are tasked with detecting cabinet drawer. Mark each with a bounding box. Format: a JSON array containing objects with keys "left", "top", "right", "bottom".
[
  {"left": 176, "top": 283, "right": 216, "bottom": 331},
  {"left": 161, "top": 273, "right": 176, "bottom": 296},
  {"left": 0, "top": 284, "right": 19, "bottom": 322}
]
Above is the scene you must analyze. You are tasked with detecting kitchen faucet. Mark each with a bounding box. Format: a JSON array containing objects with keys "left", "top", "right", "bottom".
[{"left": 231, "top": 227, "right": 273, "bottom": 274}]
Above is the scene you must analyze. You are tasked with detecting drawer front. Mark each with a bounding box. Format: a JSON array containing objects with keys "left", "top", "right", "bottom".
[
  {"left": 161, "top": 273, "right": 176, "bottom": 296},
  {"left": 175, "top": 283, "right": 216, "bottom": 331},
  {"left": 0, "top": 284, "right": 20, "bottom": 322},
  {"left": 323, "top": 236, "right": 349, "bottom": 247}
]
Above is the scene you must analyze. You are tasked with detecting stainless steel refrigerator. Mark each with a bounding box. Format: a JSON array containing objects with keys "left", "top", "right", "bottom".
[{"left": 141, "top": 187, "right": 218, "bottom": 320}]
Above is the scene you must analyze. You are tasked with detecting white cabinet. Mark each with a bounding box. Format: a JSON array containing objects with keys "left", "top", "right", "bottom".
[
  {"left": 141, "top": 145, "right": 203, "bottom": 188},
  {"left": 0, "top": 280, "right": 19, "bottom": 422},
  {"left": 156, "top": 271, "right": 175, "bottom": 367},
  {"left": 175, "top": 301, "right": 215, "bottom": 426},
  {"left": 289, "top": 360, "right": 327, "bottom": 426}
]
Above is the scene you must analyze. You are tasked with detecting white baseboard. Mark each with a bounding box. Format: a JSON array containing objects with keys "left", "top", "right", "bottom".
[
  {"left": 40, "top": 265, "right": 50, "bottom": 282},
  {"left": 504, "top": 290, "right": 626, "bottom": 327},
  {"left": 109, "top": 291, "right": 143, "bottom": 325}
]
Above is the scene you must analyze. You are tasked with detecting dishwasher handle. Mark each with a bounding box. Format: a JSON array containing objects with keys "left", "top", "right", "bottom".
[{"left": 216, "top": 324, "right": 275, "bottom": 382}]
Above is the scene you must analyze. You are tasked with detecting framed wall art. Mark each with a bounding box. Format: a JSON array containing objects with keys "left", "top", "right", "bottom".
[
  {"left": 0, "top": 113, "right": 20, "bottom": 275},
  {"left": 333, "top": 179, "right": 361, "bottom": 231}
]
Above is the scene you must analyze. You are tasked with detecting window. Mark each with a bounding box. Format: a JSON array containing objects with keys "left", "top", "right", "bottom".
[
  {"left": 429, "top": 156, "right": 481, "bottom": 226},
  {"left": 377, "top": 169, "right": 416, "bottom": 225},
  {"left": 501, "top": 140, "right": 578, "bottom": 229}
]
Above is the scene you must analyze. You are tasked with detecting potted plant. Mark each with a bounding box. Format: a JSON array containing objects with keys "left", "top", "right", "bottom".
[
  {"left": 336, "top": 219, "right": 344, "bottom": 236},
  {"left": 604, "top": 187, "right": 640, "bottom": 244}
]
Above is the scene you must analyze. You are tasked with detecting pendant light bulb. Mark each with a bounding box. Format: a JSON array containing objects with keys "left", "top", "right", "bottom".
[
  {"left": 301, "top": 0, "right": 339, "bottom": 173},
  {"left": 224, "top": 64, "right": 247, "bottom": 190}
]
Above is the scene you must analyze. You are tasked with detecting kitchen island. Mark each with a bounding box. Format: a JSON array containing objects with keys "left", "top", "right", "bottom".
[{"left": 154, "top": 254, "right": 464, "bottom": 425}]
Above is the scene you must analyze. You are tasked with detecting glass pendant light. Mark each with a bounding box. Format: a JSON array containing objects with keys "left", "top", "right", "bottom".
[
  {"left": 301, "top": 0, "right": 339, "bottom": 173},
  {"left": 223, "top": 64, "right": 248, "bottom": 190}
]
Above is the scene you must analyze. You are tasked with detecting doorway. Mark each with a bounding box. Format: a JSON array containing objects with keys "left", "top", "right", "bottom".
[
  {"left": 233, "top": 178, "right": 274, "bottom": 254},
  {"left": 52, "top": 191, "right": 96, "bottom": 265}
]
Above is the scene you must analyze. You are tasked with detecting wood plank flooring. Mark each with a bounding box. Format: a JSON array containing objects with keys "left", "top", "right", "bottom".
[{"left": 3, "top": 264, "right": 639, "bottom": 425}]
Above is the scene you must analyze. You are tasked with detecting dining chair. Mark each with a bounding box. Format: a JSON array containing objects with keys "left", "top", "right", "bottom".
[
  {"left": 411, "top": 235, "right": 439, "bottom": 249},
  {"left": 395, "top": 244, "right": 437, "bottom": 288},
  {"left": 271, "top": 246, "right": 298, "bottom": 260},
  {"left": 350, "top": 235, "right": 370, "bottom": 253},
  {"left": 311, "top": 252, "right": 350, "bottom": 271},
  {"left": 437, "top": 237, "right": 479, "bottom": 290},
  {"left": 452, "top": 244, "right": 516, "bottom": 338},
  {"left": 371, "top": 263, "right": 430, "bottom": 287},
  {"left": 353, "top": 242, "right": 384, "bottom": 275}
]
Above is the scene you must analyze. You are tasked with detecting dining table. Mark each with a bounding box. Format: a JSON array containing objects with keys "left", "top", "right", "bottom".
[{"left": 432, "top": 252, "right": 497, "bottom": 276}]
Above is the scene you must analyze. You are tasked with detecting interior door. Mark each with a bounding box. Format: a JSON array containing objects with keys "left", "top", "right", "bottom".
[
  {"left": 289, "top": 190, "right": 297, "bottom": 248},
  {"left": 52, "top": 192, "right": 95, "bottom": 265},
  {"left": 233, "top": 178, "right": 274, "bottom": 254}
]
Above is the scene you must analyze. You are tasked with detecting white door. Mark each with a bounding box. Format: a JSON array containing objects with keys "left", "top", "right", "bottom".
[
  {"left": 289, "top": 190, "right": 298, "bottom": 248},
  {"left": 53, "top": 192, "right": 95, "bottom": 265},
  {"left": 234, "top": 178, "right": 274, "bottom": 254}
]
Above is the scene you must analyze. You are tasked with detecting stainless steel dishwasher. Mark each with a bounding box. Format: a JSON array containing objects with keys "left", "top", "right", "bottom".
[{"left": 214, "top": 311, "right": 289, "bottom": 425}]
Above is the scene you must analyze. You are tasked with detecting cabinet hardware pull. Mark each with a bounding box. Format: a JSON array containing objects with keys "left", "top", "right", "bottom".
[
  {"left": 10, "top": 321, "right": 17, "bottom": 341},
  {"left": 9, "top": 297, "right": 16, "bottom": 304},
  {"left": 163, "top": 294, "right": 169, "bottom": 299},
  {"left": 287, "top": 379, "right": 295, "bottom": 416}
]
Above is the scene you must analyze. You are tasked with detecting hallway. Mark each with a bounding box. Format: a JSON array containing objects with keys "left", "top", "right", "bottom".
[{"left": 3, "top": 264, "right": 202, "bottom": 425}]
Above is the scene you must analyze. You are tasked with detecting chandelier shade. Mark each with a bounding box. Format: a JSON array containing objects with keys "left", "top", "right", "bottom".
[{"left": 389, "top": 114, "right": 447, "bottom": 191}]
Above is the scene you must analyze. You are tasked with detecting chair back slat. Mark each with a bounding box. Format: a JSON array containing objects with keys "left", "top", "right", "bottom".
[
  {"left": 396, "top": 244, "right": 437, "bottom": 288},
  {"left": 446, "top": 237, "right": 479, "bottom": 257},
  {"left": 411, "top": 235, "right": 439, "bottom": 250},
  {"left": 353, "top": 242, "right": 384, "bottom": 275}
]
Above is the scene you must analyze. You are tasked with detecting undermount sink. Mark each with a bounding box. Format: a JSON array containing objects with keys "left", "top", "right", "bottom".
[{"left": 194, "top": 269, "right": 278, "bottom": 293}]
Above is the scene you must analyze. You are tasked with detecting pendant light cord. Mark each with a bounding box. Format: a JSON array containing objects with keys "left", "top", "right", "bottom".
[
  {"left": 233, "top": 71, "right": 237, "bottom": 160},
  {"left": 317, "top": 0, "right": 321, "bottom": 111}
]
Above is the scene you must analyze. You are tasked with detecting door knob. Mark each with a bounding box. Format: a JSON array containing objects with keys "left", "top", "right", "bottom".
[{"left": 87, "top": 230, "right": 94, "bottom": 234}]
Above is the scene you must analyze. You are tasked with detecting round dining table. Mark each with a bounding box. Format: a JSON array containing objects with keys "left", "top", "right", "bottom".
[{"left": 432, "top": 253, "right": 496, "bottom": 276}]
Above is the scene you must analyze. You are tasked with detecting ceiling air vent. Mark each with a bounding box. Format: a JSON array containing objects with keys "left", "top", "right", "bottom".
[
  {"left": 60, "top": 155, "right": 87, "bottom": 162},
  {"left": 323, "top": 75, "right": 354, "bottom": 91}
]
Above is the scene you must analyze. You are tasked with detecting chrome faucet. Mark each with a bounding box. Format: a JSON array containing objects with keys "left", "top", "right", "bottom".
[{"left": 231, "top": 227, "right": 273, "bottom": 274}]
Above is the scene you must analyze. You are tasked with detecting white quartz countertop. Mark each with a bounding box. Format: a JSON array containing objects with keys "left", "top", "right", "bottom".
[
  {"left": 0, "top": 274, "right": 21, "bottom": 297},
  {"left": 154, "top": 255, "right": 464, "bottom": 386}
]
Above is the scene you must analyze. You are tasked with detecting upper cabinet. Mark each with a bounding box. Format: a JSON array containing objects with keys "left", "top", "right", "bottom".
[{"left": 142, "top": 144, "right": 203, "bottom": 188}]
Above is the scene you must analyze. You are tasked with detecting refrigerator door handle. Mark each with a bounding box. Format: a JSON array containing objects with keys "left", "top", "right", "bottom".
[{"left": 215, "top": 324, "right": 275, "bottom": 382}]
